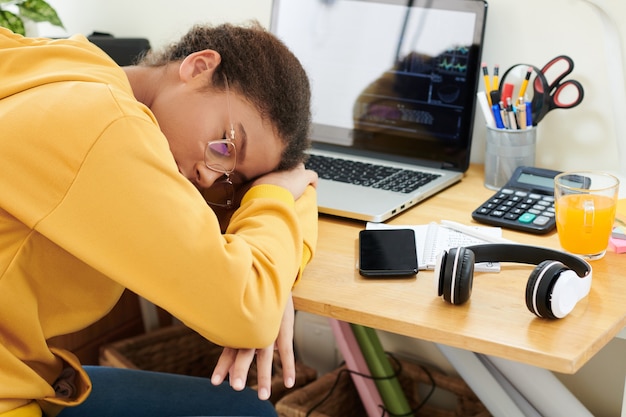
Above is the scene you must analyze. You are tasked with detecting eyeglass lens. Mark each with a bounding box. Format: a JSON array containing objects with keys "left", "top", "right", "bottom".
[
  {"left": 202, "top": 176, "right": 234, "bottom": 208},
  {"left": 205, "top": 140, "right": 236, "bottom": 173}
]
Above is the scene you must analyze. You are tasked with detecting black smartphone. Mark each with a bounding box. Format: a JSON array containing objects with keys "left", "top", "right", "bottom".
[{"left": 358, "top": 229, "right": 418, "bottom": 277}]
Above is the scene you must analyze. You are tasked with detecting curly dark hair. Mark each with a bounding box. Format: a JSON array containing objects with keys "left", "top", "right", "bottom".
[{"left": 139, "top": 21, "right": 311, "bottom": 170}]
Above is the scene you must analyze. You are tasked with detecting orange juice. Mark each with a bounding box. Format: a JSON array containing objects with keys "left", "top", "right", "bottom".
[{"left": 555, "top": 194, "right": 616, "bottom": 255}]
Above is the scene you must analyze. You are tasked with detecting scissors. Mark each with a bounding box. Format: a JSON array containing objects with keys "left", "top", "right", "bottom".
[{"left": 531, "top": 55, "right": 584, "bottom": 124}]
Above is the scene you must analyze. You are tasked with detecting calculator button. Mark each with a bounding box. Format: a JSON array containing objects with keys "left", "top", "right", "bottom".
[
  {"left": 518, "top": 213, "right": 536, "bottom": 223},
  {"left": 528, "top": 209, "right": 541, "bottom": 215},
  {"left": 533, "top": 216, "right": 551, "bottom": 226},
  {"left": 490, "top": 210, "right": 505, "bottom": 217},
  {"left": 504, "top": 213, "right": 520, "bottom": 220},
  {"left": 514, "top": 191, "right": 528, "bottom": 197},
  {"left": 501, "top": 188, "right": 514, "bottom": 194}
]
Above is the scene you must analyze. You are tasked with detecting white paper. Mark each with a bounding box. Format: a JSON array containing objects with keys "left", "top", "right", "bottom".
[{"left": 366, "top": 221, "right": 503, "bottom": 272}]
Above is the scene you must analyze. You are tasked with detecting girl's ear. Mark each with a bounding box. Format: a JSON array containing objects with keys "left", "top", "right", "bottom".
[{"left": 179, "top": 49, "right": 222, "bottom": 82}]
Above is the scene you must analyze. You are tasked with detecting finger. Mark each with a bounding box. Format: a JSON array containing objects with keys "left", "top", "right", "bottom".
[
  {"left": 277, "top": 339, "right": 296, "bottom": 388},
  {"left": 277, "top": 296, "right": 296, "bottom": 388},
  {"left": 211, "top": 347, "right": 237, "bottom": 385},
  {"left": 255, "top": 346, "right": 275, "bottom": 401},
  {"left": 229, "top": 348, "right": 256, "bottom": 391}
]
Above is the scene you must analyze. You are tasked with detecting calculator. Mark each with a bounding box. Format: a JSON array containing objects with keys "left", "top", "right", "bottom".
[{"left": 471, "top": 166, "right": 564, "bottom": 234}]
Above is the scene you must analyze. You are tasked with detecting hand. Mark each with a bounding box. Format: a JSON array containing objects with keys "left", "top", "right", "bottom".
[
  {"left": 211, "top": 294, "right": 296, "bottom": 400},
  {"left": 210, "top": 164, "right": 317, "bottom": 231},
  {"left": 252, "top": 163, "right": 318, "bottom": 201}
]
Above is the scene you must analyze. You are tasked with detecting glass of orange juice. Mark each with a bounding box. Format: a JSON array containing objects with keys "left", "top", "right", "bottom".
[{"left": 554, "top": 171, "right": 619, "bottom": 260}]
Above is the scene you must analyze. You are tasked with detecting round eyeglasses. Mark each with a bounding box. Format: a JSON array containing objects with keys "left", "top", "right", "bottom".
[{"left": 203, "top": 75, "right": 237, "bottom": 208}]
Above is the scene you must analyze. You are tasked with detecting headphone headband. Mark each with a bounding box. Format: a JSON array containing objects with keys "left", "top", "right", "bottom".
[{"left": 467, "top": 244, "right": 591, "bottom": 278}]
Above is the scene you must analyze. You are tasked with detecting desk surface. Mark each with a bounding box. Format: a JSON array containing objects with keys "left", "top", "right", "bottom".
[{"left": 293, "top": 164, "right": 626, "bottom": 374}]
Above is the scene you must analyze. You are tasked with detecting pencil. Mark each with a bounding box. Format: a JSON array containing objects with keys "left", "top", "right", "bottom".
[
  {"left": 481, "top": 63, "right": 492, "bottom": 106},
  {"left": 517, "top": 66, "right": 532, "bottom": 103},
  {"left": 492, "top": 64, "right": 500, "bottom": 91}
]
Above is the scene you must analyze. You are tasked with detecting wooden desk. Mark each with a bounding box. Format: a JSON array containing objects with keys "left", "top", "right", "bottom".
[{"left": 293, "top": 164, "right": 626, "bottom": 374}]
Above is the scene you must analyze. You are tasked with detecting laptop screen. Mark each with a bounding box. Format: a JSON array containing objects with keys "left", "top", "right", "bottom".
[{"left": 270, "top": 0, "right": 487, "bottom": 171}]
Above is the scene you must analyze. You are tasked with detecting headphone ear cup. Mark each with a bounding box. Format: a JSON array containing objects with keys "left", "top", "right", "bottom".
[
  {"left": 526, "top": 260, "right": 568, "bottom": 319},
  {"left": 442, "top": 247, "right": 475, "bottom": 305}
]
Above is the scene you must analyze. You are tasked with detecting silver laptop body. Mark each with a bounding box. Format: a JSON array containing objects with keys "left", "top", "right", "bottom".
[{"left": 270, "top": 0, "right": 488, "bottom": 222}]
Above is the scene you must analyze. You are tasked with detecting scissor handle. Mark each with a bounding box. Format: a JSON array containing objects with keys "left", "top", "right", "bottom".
[
  {"left": 540, "top": 55, "right": 575, "bottom": 91},
  {"left": 550, "top": 79, "right": 584, "bottom": 109}
]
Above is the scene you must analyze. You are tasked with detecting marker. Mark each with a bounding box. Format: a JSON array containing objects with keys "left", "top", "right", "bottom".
[
  {"left": 517, "top": 67, "right": 532, "bottom": 103},
  {"left": 482, "top": 63, "right": 492, "bottom": 106},
  {"left": 477, "top": 91, "right": 496, "bottom": 128},
  {"left": 501, "top": 83, "right": 514, "bottom": 106},
  {"left": 491, "top": 103, "right": 505, "bottom": 129}
]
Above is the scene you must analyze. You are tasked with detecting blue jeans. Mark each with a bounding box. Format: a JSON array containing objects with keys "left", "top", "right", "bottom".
[{"left": 56, "top": 366, "right": 277, "bottom": 417}]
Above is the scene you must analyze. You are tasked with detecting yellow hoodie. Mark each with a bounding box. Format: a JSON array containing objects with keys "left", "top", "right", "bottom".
[{"left": 0, "top": 28, "right": 317, "bottom": 416}]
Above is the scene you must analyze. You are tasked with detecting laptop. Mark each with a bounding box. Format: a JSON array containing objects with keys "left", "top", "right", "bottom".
[{"left": 270, "top": 0, "right": 488, "bottom": 222}]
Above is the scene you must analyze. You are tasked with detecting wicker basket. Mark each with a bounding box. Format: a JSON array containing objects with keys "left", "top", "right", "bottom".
[
  {"left": 99, "top": 324, "right": 317, "bottom": 404},
  {"left": 275, "top": 359, "right": 491, "bottom": 417}
]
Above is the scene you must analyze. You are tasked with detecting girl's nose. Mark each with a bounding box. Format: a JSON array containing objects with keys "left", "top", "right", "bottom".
[{"left": 194, "top": 162, "right": 224, "bottom": 189}]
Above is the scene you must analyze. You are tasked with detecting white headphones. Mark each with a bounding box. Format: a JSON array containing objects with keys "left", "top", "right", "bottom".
[{"left": 433, "top": 244, "right": 592, "bottom": 319}]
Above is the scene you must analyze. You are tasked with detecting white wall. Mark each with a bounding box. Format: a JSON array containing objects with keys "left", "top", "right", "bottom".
[
  {"left": 38, "top": 1, "right": 626, "bottom": 415},
  {"left": 41, "top": 0, "right": 273, "bottom": 47},
  {"left": 471, "top": 0, "right": 626, "bottom": 175}
]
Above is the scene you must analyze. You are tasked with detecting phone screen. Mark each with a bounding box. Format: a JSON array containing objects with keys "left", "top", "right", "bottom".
[{"left": 359, "top": 229, "right": 418, "bottom": 277}]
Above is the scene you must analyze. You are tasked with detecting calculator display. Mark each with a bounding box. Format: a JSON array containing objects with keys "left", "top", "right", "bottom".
[{"left": 517, "top": 173, "right": 554, "bottom": 190}]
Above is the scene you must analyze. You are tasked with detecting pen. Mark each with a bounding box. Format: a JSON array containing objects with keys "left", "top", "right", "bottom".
[
  {"left": 440, "top": 220, "right": 515, "bottom": 244},
  {"left": 499, "top": 101, "right": 509, "bottom": 129},
  {"left": 482, "top": 63, "right": 492, "bottom": 106},
  {"left": 506, "top": 97, "right": 518, "bottom": 129},
  {"left": 516, "top": 102, "right": 527, "bottom": 129},
  {"left": 517, "top": 66, "right": 532, "bottom": 103},
  {"left": 525, "top": 101, "right": 533, "bottom": 126}
]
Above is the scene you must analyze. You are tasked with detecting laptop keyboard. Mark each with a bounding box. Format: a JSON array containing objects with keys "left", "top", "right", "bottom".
[{"left": 305, "top": 154, "right": 441, "bottom": 193}]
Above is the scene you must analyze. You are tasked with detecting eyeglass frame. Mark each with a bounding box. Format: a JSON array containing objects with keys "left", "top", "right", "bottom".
[{"left": 203, "top": 74, "right": 237, "bottom": 208}]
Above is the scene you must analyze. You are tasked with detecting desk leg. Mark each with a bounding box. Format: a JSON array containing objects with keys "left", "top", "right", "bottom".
[
  {"left": 485, "top": 355, "right": 593, "bottom": 417},
  {"left": 436, "top": 344, "right": 527, "bottom": 417}
]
